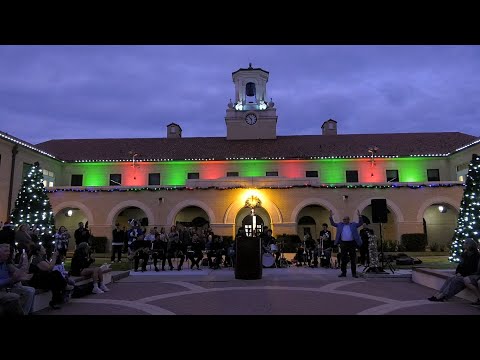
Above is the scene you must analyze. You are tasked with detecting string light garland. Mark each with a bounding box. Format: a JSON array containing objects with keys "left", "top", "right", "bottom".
[
  {"left": 0, "top": 131, "right": 61, "bottom": 161},
  {"left": 46, "top": 182, "right": 465, "bottom": 193}
]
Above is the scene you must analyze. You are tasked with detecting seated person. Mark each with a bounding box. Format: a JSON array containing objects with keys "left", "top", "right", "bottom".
[
  {"left": 152, "top": 232, "right": 168, "bottom": 272},
  {"left": 70, "top": 242, "right": 109, "bottom": 294},
  {"left": 29, "top": 245, "right": 68, "bottom": 309},
  {"left": 188, "top": 233, "right": 204, "bottom": 270},
  {"left": 167, "top": 236, "right": 185, "bottom": 271},
  {"left": 131, "top": 235, "right": 150, "bottom": 272},
  {"left": 0, "top": 243, "right": 35, "bottom": 315},
  {"left": 262, "top": 230, "right": 280, "bottom": 265},
  {"left": 428, "top": 238, "right": 480, "bottom": 302}
]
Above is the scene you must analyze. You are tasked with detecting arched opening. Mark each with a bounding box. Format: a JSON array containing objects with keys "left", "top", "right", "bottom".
[
  {"left": 175, "top": 206, "right": 210, "bottom": 232},
  {"left": 298, "top": 216, "right": 316, "bottom": 236},
  {"left": 235, "top": 206, "right": 271, "bottom": 237},
  {"left": 422, "top": 203, "right": 458, "bottom": 249},
  {"left": 241, "top": 214, "right": 265, "bottom": 237},
  {"left": 245, "top": 82, "right": 256, "bottom": 103},
  {"left": 116, "top": 206, "right": 148, "bottom": 230},
  {"left": 360, "top": 204, "right": 397, "bottom": 244},
  {"left": 53, "top": 207, "right": 89, "bottom": 251},
  {"left": 296, "top": 205, "right": 329, "bottom": 239}
]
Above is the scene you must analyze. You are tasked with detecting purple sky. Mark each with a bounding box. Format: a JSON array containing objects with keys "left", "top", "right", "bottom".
[{"left": 1, "top": 45, "right": 479, "bottom": 145}]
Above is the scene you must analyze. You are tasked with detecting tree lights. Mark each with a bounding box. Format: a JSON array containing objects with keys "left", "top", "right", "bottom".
[
  {"left": 449, "top": 154, "right": 480, "bottom": 262},
  {"left": 10, "top": 162, "right": 55, "bottom": 236}
]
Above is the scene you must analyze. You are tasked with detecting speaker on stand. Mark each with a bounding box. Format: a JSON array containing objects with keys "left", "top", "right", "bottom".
[{"left": 370, "top": 199, "right": 394, "bottom": 274}]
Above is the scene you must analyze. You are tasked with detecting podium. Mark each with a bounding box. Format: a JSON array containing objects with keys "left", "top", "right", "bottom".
[{"left": 235, "top": 236, "right": 262, "bottom": 280}]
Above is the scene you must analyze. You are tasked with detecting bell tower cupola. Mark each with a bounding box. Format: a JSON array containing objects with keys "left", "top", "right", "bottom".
[{"left": 225, "top": 64, "right": 278, "bottom": 140}]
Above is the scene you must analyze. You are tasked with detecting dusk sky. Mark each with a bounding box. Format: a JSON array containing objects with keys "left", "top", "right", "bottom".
[{"left": 1, "top": 45, "right": 479, "bottom": 145}]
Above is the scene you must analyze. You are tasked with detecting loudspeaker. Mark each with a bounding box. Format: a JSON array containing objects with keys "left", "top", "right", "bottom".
[
  {"left": 140, "top": 217, "right": 149, "bottom": 226},
  {"left": 371, "top": 199, "right": 388, "bottom": 223}
]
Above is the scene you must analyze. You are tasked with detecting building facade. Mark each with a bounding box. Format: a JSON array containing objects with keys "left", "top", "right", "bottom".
[{"left": 1, "top": 64, "right": 479, "bottom": 251}]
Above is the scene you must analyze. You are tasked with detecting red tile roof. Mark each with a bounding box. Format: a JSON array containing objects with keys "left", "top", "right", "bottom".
[{"left": 34, "top": 132, "right": 478, "bottom": 162}]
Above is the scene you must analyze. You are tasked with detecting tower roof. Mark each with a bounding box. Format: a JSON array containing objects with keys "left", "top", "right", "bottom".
[{"left": 232, "top": 63, "right": 269, "bottom": 76}]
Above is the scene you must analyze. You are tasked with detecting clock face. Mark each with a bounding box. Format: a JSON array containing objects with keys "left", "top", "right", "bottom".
[{"left": 245, "top": 113, "right": 257, "bottom": 125}]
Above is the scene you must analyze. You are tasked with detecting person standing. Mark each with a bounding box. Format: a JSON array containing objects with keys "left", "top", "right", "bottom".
[
  {"left": 111, "top": 223, "right": 124, "bottom": 263},
  {"left": 74, "top": 222, "right": 91, "bottom": 247},
  {"left": 330, "top": 210, "right": 363, "bottom": 278}
]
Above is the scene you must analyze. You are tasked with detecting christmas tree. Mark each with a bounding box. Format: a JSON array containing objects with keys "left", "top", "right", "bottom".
[
  {"left": 449, "top": 153, "right": 480, "bottom": 262},
  {"left": 10, "top": 162, "right": 55, "bottom": 237}
]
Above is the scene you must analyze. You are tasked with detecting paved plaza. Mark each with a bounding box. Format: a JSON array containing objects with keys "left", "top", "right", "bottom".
[{"left": 34, "top": 267, "right": 480, "bottom": 315}]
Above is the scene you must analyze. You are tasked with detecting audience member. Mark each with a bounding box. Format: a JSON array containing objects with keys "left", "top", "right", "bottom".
[
  {"left": 70, "top": 242, "right": 109, "bottom": 294},
  {"left": 428, "top": 238, "right": 480, "bottom": 302}
]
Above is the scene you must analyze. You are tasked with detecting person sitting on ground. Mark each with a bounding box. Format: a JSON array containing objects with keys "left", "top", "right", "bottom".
[
  {"left": 428, "top": 238, "right": 480, "bottom": 302},
  {"left": 29, "top": 245, "right": 69, "bottom": 310},
  {"left": 70, "top": 242, "right": 109, "bottom": 294}
]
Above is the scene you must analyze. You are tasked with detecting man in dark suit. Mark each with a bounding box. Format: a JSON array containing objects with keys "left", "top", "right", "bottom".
[{"left": 329, "top": 210, "right": 363, "bottom": 278}]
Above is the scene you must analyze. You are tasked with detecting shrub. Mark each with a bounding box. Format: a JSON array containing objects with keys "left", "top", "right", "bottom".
[
  {"left": 90, "top": 236, "right": 108, "bottom": 253},
  {"left": 276, "top": 234, "right": 301, "bottom": 252},
  {"left": 381, "top": 240, "right": 398, "bottom": 252},
  {"left": 429, "top": 243, "right": 440, "bottom": 252},
  {"left": 223, "top": 236, "right": 234, "bottom": 244},
  {"left": 439, "top": 245, "right": 446, "bottom": 252},
  {"left": 401, "top": 233, "right": 427, "bottom": 251}
]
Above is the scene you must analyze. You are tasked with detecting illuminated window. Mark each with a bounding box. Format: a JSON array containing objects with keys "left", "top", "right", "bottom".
[
  {"left": 458, "top": 175, "right": 464, "bottom": 182},
  {"left": 42, "top": 168, "right": 55, "bottom": 187}
]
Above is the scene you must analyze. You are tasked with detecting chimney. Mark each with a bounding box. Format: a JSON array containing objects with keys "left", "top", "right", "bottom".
[
  {"left": 321, "top": 119, "right": 337, "bottom": 135},
  {"left": 167, "top": 123, "right": 182, "bottom": 138}
]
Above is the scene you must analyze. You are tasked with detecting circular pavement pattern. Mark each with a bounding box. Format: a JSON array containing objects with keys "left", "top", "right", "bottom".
[{"left": 34, "top": 275, "right": 480, "bottom": 315}]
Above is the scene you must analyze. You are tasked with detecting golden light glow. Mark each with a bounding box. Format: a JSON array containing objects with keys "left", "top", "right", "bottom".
[{"left": 245, "top": 194, "right": 261, "bottom": 209}]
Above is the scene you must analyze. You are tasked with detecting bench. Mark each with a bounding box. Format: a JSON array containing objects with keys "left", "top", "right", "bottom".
[
  {"left": 412, "top": 268, "right": 477, "bottom": 302},
  {"left": 32, "top": 268, "right": 112, "bottom": 313}
]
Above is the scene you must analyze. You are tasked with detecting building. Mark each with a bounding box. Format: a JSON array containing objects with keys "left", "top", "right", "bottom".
[{"left": 1, "top": 64, "right": 479, "bottom": 251}]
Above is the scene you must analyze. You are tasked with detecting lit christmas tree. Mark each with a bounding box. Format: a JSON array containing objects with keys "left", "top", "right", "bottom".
[
  {"left": 449, "top": 153, "right": 480, "bottom": 262},
  {"left": 10, "top": 162, "right": 55, "bottom": 237}
]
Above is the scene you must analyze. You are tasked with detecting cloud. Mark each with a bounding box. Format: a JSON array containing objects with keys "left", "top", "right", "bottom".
[{"left": 0, "top": 45, "right": 479, "bottom": 145}]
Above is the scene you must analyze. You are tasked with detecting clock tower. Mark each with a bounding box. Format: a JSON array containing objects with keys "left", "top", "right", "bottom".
[{"left": 225, "top": 64, "right": 278, "bottom": 140}]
